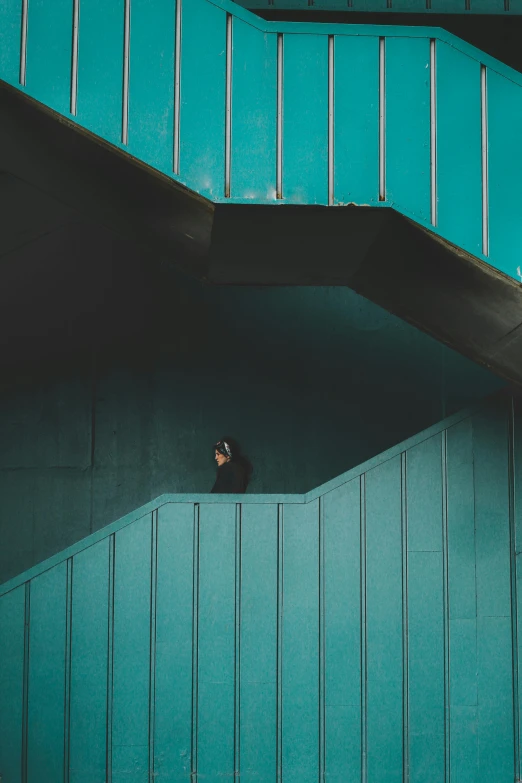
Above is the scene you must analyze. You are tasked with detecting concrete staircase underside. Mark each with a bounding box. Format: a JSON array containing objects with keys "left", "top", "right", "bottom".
[{"left": 1, "top": 84, "right": 522, "bottom": 386}]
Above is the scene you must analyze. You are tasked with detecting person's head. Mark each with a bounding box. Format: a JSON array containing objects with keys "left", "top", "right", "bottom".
[{"left": 214, "top": 440, "right": 232, "bottom": 467}]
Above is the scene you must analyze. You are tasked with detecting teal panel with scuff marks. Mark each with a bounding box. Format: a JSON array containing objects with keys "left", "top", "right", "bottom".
[
  {"left": 0, "top": 585, "right": 25, "bottom": 783},
  {"left": 477, "top": 617, "right": 514, "bottom": 782},
  {"left": 76, "top": 0, "right": 124, "bottom": 145},
  {"left": 447, "top": 418, "right": 476, "bottom": 621},
  {"left": 408, "top": 553, "right": 445, "bottom": 782},
  {"left": 231, "top": 20, "right": 277, "bottom": 200},
  {"left": 450, "top": 707, "right": 479, "bottom": 783},
  {"left": 282, "top": 501, "right": 319, "bottom": 783},
  {"left": 365, "top": 457, "right": 403, "bottom": 783},
  {"left": 240, "top": 504, "right": 278, "bottom": 783},
  {"left": 179, "top": 0, "right": 226, "bottom": 199},
  {"left": 323, "top": 480, "right": 361, "bottom": 783},
  {"left": 406, "top": 435, "right": 444, "bottom": 782},
  {"left": 472, "top": 407, "right": 514, "bottom": 782},
  {"left": 333, "top": 35, "right": 379, "bottom": 206},
  {"left": 0, "top": 0, "right": 22, "bottom": 87},
  {"left": 514, "top": 398, "right": 522, "bottom": 779},
  {"left": 154, "top": 503, "right": 194, "bottom": 782},
  {"left": 436, "top": 43, "right": 482, "bottom": 257},
  {"left": 127, "top": 0, "right": 175, "bottom": 175},
  {"left": 406, "top": 435, "right": 442, "bottom": 553},
  {"left": 69, "top": 540, "right": 109, "bottom": 783},
  {"left": 487, "top": 69, "right": 522, "bottom": 280},
  {"left": 25, "top": 0, "right": 72, "bottom": 115},
  {"left": 385, "top": 37, "right": 430, "bottom": 222},
  {"left": 473, "top": 406, "right": 510, "bottom": 617},
  {"left": 27, "top": 563, "right": 67, "bottom": 783},
  {"left": 112, "top": 514, "right": 152, "bottom": 783},
  {"left": 283, "top": 34, "right": 328, "bottom": 204},
  {"left": 197, "top": 504, "right": 236, "bottom": 781},
  {"left": 446, "top": 418, "right": 479, "bottom": 782}
]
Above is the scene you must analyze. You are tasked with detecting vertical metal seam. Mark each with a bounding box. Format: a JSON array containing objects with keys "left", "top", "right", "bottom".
[
  {"left": 64, "top": 559, "right": 73, "bottom": 783},
  {"left": 234, "top": 504, "right": 242, "bottom": 777},
  {"left": 360, "top": 474, "right": 368, "bottom": 783},
  {"left": 149, "top": 511, "right": 158, "bottom": 780},
  {"left": 508, "top": 399, "right": 520, "bottom": 781},
  {"left": 19, "top": 0, "right": 28, "bottom": 86},
  {"left": 106, "top": 534, "right": 115, "bottom": 783},
  {"left": 401, "top": 453, "right": 410, "bottom": 783},
  {"left": 430, "top": 39, "right": 437, "bottom": 227},
  {"left": 328, "top": 36, "right": 334, "bottom": 207},
  {"left": 121, "top": 0, "right": 131, "bottom": 145},
  {"left": 276, "top": 34, "right": 283, "bottom": 200},
  {"left": 276, "top": 503, "right": 284, "bottom": 783},
  {"left": 70, "top": 0, "right": 79, "bottom": 115},
  {"left": 225, "top": 14, "right": 232, "bottom": 199},
  {"left": 481, "top": 64, "right": 489, "bottom": 257},
  {"left": 441, "top": 430, "right": 451, "bottom": 783},
  {"left": 191, "top": 504, "right": 200, "bottom": 779},
  {"left": 379, "top": 37, "right": 386, "bottom": 202},
  {"left": 173, "top": 0, "right": 182, "bottom": 174},
  {"left": 22, "top": 582, "right": 30, "bottom": 783},
  {"left": 319, "top": 496, "right": 326, "bottom": 782}
]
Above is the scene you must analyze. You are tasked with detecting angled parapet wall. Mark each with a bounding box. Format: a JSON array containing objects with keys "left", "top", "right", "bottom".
[
  {"left": 235, "top": 0, "right": 522, "bottom": 12},
  {"left": 1, "top": 393, "right": 521, "bottom": 782},
  {"left": 1, "top": 0, "right": 522, "bottom": 281}
]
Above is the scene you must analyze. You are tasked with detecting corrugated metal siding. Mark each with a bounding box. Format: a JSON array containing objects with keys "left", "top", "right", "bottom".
[
  {"left": 1, "top": 394, "right": 520, "bottom": 782},
  {"left": 1, "top": 0, "right": 522, "bottom": 278}
]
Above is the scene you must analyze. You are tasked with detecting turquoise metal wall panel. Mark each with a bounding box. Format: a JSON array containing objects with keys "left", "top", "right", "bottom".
[
  {"left": 515, "top": 398, "right": 522, "bottom": 782},
  {"left": 197, "top": 504, "right": 236, "bottom": 781},
  {"left": 76, "top": 0, "right": 124, "bottom": 145},
  {"left": 154, "top": 503, "right": 194, "bottom": 782},
  {"left": 487, "top": 69, "right": 522, "bottom": 280},
  {"left": 323, "top": 480, "right": 361, "bottom": 783},
  {"left": 282, "top": 501, "right": 319, "bottom": 783},
  {"left": 0, "top": 0, "right": 22, "bottom": 88},
  {"left": 69, "top": 540, "right": 110, "bottom": 783},
  {"left": 4, "top": 0, "right": 522, "bottom": 281},
  {"left": 25, "top": 0, "right": 72, "bottom": 116},
  {"left": 473, "top": 407, "right": 514, "bottom": 781},
  {"left": 112, "top": 514, "right": 152, "bottom": 783},
  {"left": 1, "top": 395, "right": 521, "bottom": 782},
  {"left": 446, "top": 418, "right": 479, "bottom": 782},
  {"left": 365, "top": 456, "right": 403, "bottom": 783},
  {"left": 179, "top": 0, "right": 226, "bottom": 199},
  {"left": 333, "top": 35, "right": 379, "bottom": 206},
  {"left": 282, "top": 35, "right": 328, "bottom": 204},
  {"left": 27, "top": 563, "right": 67, "bottom": 783},
  {"left": 230, "top": 21, "right": 277, "bottom": 200},
  {"left": 239, "top": 504, "right": 278, "bottom": 783},
  {"left": 385, "top": 37, "right": 431, "bottom": 222},
  {"left": 436, "top": 43, "right": 482, "bottom": 257},
  {"left": 406, "top": 436, "right": 445, "bottom": 782},
  {"left": 127, "top": 0, "right": 176, "bottom": 175},
  {"left": 0, "top": 585, "right": 25, "bottom": 783},
  {"left": 408, "top": 552, "right": 445, "bottom": 782}
]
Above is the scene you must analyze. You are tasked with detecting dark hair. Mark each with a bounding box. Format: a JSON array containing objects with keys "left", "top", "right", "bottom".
[{"left": 218, "top": 436, "right": 253, "bottom": 484}]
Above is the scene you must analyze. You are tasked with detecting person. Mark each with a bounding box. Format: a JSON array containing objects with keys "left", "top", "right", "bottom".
[{"left": 211, "top": 439, "right": 250, "bottom": 493}]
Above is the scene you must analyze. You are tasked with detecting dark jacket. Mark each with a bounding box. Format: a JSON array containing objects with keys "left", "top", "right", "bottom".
[{"left": 211, "top": 460, "right": 247, "bottom": 494}]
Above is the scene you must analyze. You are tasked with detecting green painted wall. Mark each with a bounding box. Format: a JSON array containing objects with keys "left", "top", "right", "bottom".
[
  {"left": 0, "top": 221, "right": 503, "bottom": 583},
  {"left": 2, "top": 394, "right": 521, "bottom": 783}
]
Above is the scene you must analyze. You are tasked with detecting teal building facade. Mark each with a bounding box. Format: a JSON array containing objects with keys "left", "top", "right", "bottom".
[{"left": 0, "top": 0, "right": 522, "bottom": 780}]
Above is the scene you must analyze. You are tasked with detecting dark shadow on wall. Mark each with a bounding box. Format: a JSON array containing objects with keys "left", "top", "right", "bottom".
[{"left": 0, "top": 216, "right": 504, "bottom": 583}]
